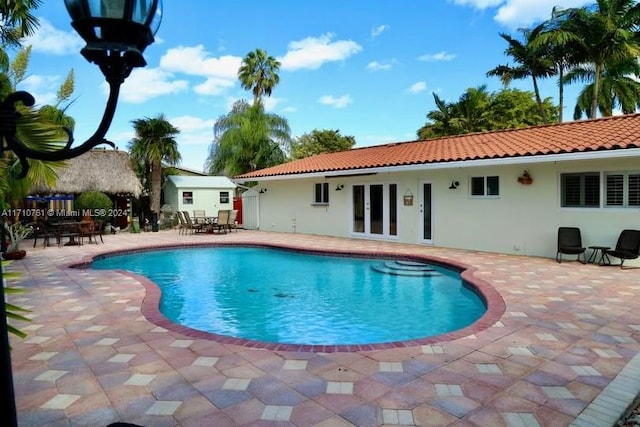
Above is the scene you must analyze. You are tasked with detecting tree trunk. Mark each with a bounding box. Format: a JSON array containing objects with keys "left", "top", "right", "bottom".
[
  {"left": 591, "top": 62, "right": 603, "bottom": 119},
  {"left": 558, "top": 66, "right": 564, "bottom": 122},
  {"left": 150, "top": 160, "right": 162, "bottom": 214},
  {"left": 532, "top": 76, "right": 548, "bottom": 123}
]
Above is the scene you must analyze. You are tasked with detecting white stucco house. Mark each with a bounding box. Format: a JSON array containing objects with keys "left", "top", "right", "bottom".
[
  {"left": 163, "top": 175, "right": 236, "bottom": 216},
  {"left": 235, "top": 114, "right": 640, "bottom": 264}
]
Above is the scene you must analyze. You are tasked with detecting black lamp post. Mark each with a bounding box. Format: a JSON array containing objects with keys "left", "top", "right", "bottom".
[{"left": 0, "top": 1, "right": 161, "bottom": 425}]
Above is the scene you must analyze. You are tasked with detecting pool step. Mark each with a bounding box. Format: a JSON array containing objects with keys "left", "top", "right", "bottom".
[{"left": 372, "top": 260, "right": 441, "bottom": 277}]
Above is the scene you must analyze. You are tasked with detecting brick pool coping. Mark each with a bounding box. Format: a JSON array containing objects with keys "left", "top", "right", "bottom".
[{"left": 68, "top": 242, "right": 506, "bottom": 353}]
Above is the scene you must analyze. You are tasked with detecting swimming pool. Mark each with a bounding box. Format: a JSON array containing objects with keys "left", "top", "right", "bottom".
[{"left": 91, "top": 246, "right": 487, "bottom": 346}]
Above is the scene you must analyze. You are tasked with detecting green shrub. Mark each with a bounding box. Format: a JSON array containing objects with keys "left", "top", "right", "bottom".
[{"left": 74, "top": 191, "right": 112, "bottom": 224}]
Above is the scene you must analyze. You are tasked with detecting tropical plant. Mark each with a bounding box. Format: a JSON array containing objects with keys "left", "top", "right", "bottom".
[
  {"left": 128, "top": 114, "right": 181, "bottom": 216},
  {"left": 2, "top": 261, "right": 30, "bottom": 341},
  {"left": 487, "top": 25, "right": 556, "bottom": 123},
  {"left": 0, "top": 0, "right": 41, "bottom": 48},
  {"left": 290, "top": 129, "right": 356, "bottom": 159},
  {"left": 74, "top": 190, "right": 112, "bottom": 224},
  {"left": 3, "top": 221, "right": 31, "bottom": 253},
  {"left": 417, "top": 87, "right": 557, "bottom": 139},
  {"left": 238, "top": 48, "right": 281, "bottom": 106},
  {"left": 206, "top": 100, "right": 290, "bottom": 176},
  {"left": 544, "top": 0, "right": 640, "bottom": 118}
]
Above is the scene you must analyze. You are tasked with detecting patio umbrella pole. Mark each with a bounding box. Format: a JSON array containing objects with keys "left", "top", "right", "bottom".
[{"left": 0, "top": 248, "right": 18, "bottom": 426}]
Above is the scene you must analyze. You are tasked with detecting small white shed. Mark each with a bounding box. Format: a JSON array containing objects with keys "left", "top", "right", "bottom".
[{"left": 164, "top": 175, "right": 236, "bottom": 216}]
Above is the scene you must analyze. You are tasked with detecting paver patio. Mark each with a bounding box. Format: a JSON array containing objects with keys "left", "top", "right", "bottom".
[{"left": 5, "top": 229, "right": 640, "bottom": 426}]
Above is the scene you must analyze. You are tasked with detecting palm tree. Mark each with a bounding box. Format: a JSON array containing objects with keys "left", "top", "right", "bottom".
[
  {"left": 238, "top": 48, "right": 281, "bottom": 106},
  {"left": 0, "top": 0, "right": 41, "bottom": 48},
  {"left": 206, "top": 100, "right": 289, "bottom": 176},
  {"left": 417, "top": 93, "right": 459, "bottom": 139},
  {"left": 128, "top": 115, "right": 181, "bottom": 217},
  {"left": 548, "top": 0, "right": 640, "bottom": 118},
  {"left": 570, "top": 58, "right": 640, "bottom": 118},
  {"left": 487, "top": 26, "right": 556, "bottom": 123}
]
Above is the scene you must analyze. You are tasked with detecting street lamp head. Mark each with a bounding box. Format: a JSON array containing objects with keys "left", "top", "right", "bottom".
[{"left": 65, "top": 0, "right": 162, "bottom": 82}]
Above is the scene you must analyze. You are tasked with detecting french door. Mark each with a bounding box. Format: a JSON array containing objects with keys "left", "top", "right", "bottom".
[
  {"left": 419, "top": 181, "right": 433, "bottom": 243},
  {"left": 352, "top": 183, "right": 397, "bottom": 238}
]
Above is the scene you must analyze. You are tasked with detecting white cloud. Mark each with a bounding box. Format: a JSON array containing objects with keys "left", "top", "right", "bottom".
[
  {"left": 450, "top": 0, "right": 591, "bottom": 27},
  {"left": 20, "top": 75, "right": 58, "bottom": 106},
  {"left": 371, "top": 24, "right": 389, "bottom": 38},
  {"left": 160, "top": 45, "right": 241, "bottom": 78},
  {"left": 171, "top": 115, "right": 215, "bottom": 146},
  {"left": 366, "top": 61, "right": 393, "bottom": 71},
  {"left": 194, "top": 77, "right": 235, "bottom": 96},
  {"left": 319, "top": 95, "right": 352, "bottom": 109},
  {"left": 418, "top": 51, "right": 456, "bottom": 62},
  {"left": 24, "top": 18, "right": 83, "bottom": 55},
  {"left": 493, "top": 0, "right": 590, "bottom": 27},
  {"left": 408, "top": 81, "right": 427, "bottom": 94},
  {"left": 118, "top": 68, "right": 189, "bottom": 103},
  {"left": 450, "top": 0, "right": 503, "bottom": 8},
  {"left": 279, "top": 33, "right": 362, "bottom": 71},
  {"left": 262, "top": 96, "right": 283, "bottom": 111}
]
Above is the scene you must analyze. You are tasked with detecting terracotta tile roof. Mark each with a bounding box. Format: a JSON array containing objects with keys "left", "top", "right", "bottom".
[{"left": 237, "top": 114, "right": 640, "bottom": 179}]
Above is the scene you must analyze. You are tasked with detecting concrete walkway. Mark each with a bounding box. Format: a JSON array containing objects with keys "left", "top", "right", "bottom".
[{"left": 5, "top": 229, "right": 640, "bottom": 426}]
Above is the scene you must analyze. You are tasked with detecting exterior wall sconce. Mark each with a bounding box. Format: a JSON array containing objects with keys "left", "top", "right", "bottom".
[
  {"left": 517, "top": 170, "right": 533, "bottom": 185},
  {"left": 0, "top": 2, "right": 162, "bottom": 425},
  {"left": 335, "top": 184, "right": 344, "bottom": 191},
  {"left": 259, "top": 188, "right": 267, "bottom": 194},
  {"left": 449, "top": 180, "right": 460, "bottom": 189},
  {"left": 403, "top": 189, "right": 414, "bottom": 206}
]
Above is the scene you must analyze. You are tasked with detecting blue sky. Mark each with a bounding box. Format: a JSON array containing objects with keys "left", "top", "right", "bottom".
[{"left": 17, "top": 0, "right": 591, "bottom": 172}]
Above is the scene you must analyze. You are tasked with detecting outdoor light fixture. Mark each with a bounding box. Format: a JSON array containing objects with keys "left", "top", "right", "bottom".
[
  {"left": 449, "top": 180, "right": 460, "bottom": 190},
  {"left": 0, "top": 0, "right": 162, "bottom": 174},
  {"left": 0, "top": 2, "right": 162, "bottom": 425},
  {"left": 335, "top": 184, "right": 344, "bottom": 191},
  {"left": 259, "top": 188, "right": 267, "bottom": 194}
]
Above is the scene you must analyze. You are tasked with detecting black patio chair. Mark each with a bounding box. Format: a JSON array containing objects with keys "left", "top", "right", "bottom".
[
  {"left": 556, "top": 227, "right": 586, "bottom": 264},
  {"left": 604, "top": 230, "right": 640, "bottom": 269}
]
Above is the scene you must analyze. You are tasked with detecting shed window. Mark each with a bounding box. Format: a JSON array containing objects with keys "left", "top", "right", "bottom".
[
  {"left": 313, "top": 183, "right": 329, "bottom": 204},
  {"left": 182, "top": 191, "right": 193, "bottom": 205},
  {"left": 220, "top": 191, "right": 230, "bottom": 204}
]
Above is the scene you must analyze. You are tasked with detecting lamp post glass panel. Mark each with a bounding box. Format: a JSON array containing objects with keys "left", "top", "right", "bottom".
[{"left": 0, "top": 2, "right": 161, "bottom": 425}]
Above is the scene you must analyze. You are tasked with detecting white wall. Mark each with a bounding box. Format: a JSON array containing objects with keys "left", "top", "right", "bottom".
[
  {"left": 165, "top": 183, "right": 234, "bottom": 216},
  {"left": 255, "top": 157, "right": 639, "bottom": 262}
]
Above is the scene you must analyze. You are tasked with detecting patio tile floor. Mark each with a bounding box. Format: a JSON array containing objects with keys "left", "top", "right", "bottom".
[{"left": 5, "top": 229, "right": 640, "bottom": 426}]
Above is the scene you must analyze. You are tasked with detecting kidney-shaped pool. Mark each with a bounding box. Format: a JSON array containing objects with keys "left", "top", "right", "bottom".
[{"left": 91, "top": 246, "right": 487, "bottom": 346}]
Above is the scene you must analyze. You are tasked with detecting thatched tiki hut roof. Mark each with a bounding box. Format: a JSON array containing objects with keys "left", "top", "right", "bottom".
[{"left": 31, "top": 149, "right": 142, "bottom": 197}]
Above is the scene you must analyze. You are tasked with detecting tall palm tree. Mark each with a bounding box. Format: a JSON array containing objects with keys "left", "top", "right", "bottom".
[
  {"left": 417, "top": 93, "right": 458, "bottom": 139},
  {"left": 206, "top": 100, "right": 289, "bottom": 176},
  {"left": 238, "top": 48, "right": 281, "bottom": 106},
  {"left": 570, "top": 58, "right": 640, "bottom": 118},
  {"left": 549, "top": 0, "right": 640, "bottom": 118},
  {"left": 487, "top": 26, "right": 556, "bottom": 123},
  {"left": 0, "top": 0, "right": 41, "bottom": 48},
  {"left": 128, "top": 115, "right": 181, "bottom": 216}
]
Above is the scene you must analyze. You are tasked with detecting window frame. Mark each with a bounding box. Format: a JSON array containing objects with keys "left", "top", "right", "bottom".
[
  {"left": 182, "top": 191, "right": 193, "bottom": 205},
  {"left": 470, "top": 175, "right": 500, "bottom": 197},
  {"left": 604, "top": 171, "right": 640, "bottom": 208},
  {"left": 560, "top": 172, "right": 600, "bottom": 208},
  {"left": 312, "top": 182, "right": 330, "bottom": 205},
  {"left": 219, "top": 191, "right": 230, "bottom": 204}
]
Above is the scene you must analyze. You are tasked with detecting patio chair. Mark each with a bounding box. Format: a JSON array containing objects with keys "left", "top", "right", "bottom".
[
  {"left": 182, "top": 211, "right": 203, "bottom": 234},
  {"left": 556, "top": 227, "right": 586, "bottom": 264},
  {"left": 175, "top": 211, "right": 187, "bottom": 235},
  {"left": 227, "top": 209, "right": 238, "bottom": 233},
  {"left": 29, "top": 221, "right": 53, "bottom": 248},
  {"left": 604, "top": 229, "right": 640, "bottom": 269},
  {"left": 88, "top": 220, "right": 104, "bottom": 244},
  {"left": 212, "top": 209, "right": 230, "bottom": 234},
  {"left": 57, "top": 221, "right": 81, "bottom": 247},
  {"left": 193, "top": 210, "right": 207, "bottom": 226}
]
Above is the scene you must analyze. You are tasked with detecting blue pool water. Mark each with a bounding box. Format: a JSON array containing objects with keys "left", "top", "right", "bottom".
[{"left": 91, "top": 247, "right": 486, "bottom": 345}]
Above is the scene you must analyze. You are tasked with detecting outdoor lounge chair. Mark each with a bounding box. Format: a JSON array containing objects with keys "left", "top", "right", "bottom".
[
  {"left": 556, "top": 227, "right": 586, "bottom": 264},
  {"left": 193, "top": 210, "right": 207, "bottom": 226},
  {"left": 604, "top": 229, "right": 640, "bottom": 269}
]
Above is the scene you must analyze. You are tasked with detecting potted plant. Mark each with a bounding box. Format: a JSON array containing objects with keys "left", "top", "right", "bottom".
[
  {"left": 517, "top": 170, "right": 533, "bottom": 185},
  {"left": 2, "top": 222, "right": 31, "bottom": 260}
]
